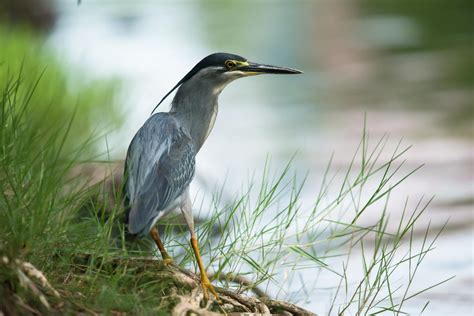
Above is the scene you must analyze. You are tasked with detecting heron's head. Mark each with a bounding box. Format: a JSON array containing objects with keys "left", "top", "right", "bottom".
[{"left": 151, "top": 52, "right": 302, "bottom": 114}]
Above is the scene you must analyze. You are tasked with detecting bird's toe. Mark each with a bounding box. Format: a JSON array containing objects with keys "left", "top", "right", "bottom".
[
  {"left": 200, "top": 281, "right": 221, "bottom": 306},
  {"left": 163, "top": 258, "right": 174, "bottom": 266}
]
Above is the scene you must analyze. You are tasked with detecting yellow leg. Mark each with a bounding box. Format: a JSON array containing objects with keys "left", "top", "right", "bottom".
[
  {"left": 150, "top": 227, "right": 173, "bottom": 265},
  {"left": 190, "top": 236, "right": 221, "bottom": 304}
]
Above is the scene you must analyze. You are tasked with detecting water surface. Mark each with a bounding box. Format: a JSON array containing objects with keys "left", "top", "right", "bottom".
[{"left": 49, "top": 1, "right": 473, "bottom": 314}]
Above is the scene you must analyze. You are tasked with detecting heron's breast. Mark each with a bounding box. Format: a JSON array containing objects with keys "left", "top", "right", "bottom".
[{"left": 204, "top": 106, "right": 218, "bottom": 140}]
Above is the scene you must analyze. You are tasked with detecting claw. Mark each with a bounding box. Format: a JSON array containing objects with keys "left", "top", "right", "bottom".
[
  {"left": 162, "top": 257, "right": 174, "bottom": 266},
  {"left": 201, "top": 279, "right": 221, "bottom": 305}
]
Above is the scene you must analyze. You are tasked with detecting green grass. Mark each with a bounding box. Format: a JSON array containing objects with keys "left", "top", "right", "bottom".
[
  {"left": 161, "top": 128, "right": 450, "bottom": 314},
  {"left": 0, "top": 24, "right": 122, "bottom": 156},
  {"left": 0, "top": 55, "right": 449, "bottom": 314}
]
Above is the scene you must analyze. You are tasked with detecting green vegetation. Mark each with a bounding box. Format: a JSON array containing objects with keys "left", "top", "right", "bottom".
[
  {"left": 0, "top": 25, "right": 449, "bottom": 315},
  {"left": 0, "top": 25, "right": 121, "bottom": 155},
  {"left": 360, "top": 0, "right": 472, "bottom": 53},
  {"left": 359, "top": 0, "right": 473, "bottom": 130},
  {"left": 0, "top": 67, "right": 449, "bottom": 314},
  {"left": 0, "top": 25, "right": 121, "bottom": 314}
]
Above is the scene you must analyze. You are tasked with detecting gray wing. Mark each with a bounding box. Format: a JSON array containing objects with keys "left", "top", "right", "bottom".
[{"left": 123, "top": 113, "right": 195, "bottom": 235}]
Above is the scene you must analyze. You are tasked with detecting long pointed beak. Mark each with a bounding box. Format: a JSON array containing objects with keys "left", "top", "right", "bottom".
[{"left": 238, "top": 62, "right": 303, "bottom": 75}]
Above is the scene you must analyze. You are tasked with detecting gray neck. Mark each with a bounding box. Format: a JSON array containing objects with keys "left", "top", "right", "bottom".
[{"left": 170, "top": 74, "right": 225, "bottom": 152}]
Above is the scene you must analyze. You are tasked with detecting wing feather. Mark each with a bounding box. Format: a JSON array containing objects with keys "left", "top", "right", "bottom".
[{"left": 123, "top": 113, "right": 195, "bottom": 235}]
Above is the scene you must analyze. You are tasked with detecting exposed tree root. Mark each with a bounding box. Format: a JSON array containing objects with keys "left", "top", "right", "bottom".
[
  {"left": 1, "top": 254, "right": 316, "bottom": 315},
  {"left": 1, "top": 256, "right": 61, "bottom": 315},
  {"left": 73, "top": 256, "right": 316, "bottom": 315}
]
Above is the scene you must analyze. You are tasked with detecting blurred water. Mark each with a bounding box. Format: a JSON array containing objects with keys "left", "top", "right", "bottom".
[{"left": 49, "top": 1, "right": 473, "bottom": 314}]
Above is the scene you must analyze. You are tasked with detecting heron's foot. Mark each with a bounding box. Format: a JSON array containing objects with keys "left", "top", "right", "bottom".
[
  {"left": 200, "top": 279, "right": 221, "bottom": 306},
  {"left": 161, "top": 253, "right": 174, "bottom": 266},
  {"left": 162, "top": 257, "right": 174, "bottom": 266}
]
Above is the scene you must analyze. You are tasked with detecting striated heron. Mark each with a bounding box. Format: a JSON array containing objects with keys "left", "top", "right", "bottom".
[{"left": 123, "top": 52, "right": 301, "bottom": 303}]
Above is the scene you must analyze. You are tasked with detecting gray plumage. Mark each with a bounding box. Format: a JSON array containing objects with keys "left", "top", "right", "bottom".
[
  {"left": 123, "top": 53, "right": 301, "bottom": 238},
  {"left": 123, "top": 52, "right": 301, "bottom": 303},
  {"left": 124, "top": 113, "right": 195, "bottom": 235}
]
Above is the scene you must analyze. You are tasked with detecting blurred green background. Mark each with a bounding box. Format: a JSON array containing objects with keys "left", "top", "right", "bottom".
[{"left": 0, "top": 0, "right": 472, "bottom": 314}]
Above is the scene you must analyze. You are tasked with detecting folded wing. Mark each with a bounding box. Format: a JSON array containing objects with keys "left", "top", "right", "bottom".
[{"left": 124, "top": 113, "right": 195, "bottom": 235}]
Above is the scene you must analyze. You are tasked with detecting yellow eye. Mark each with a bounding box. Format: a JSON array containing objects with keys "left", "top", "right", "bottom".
[{"left": 225, "top": 60, "right": 236, "bottom": 69}]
